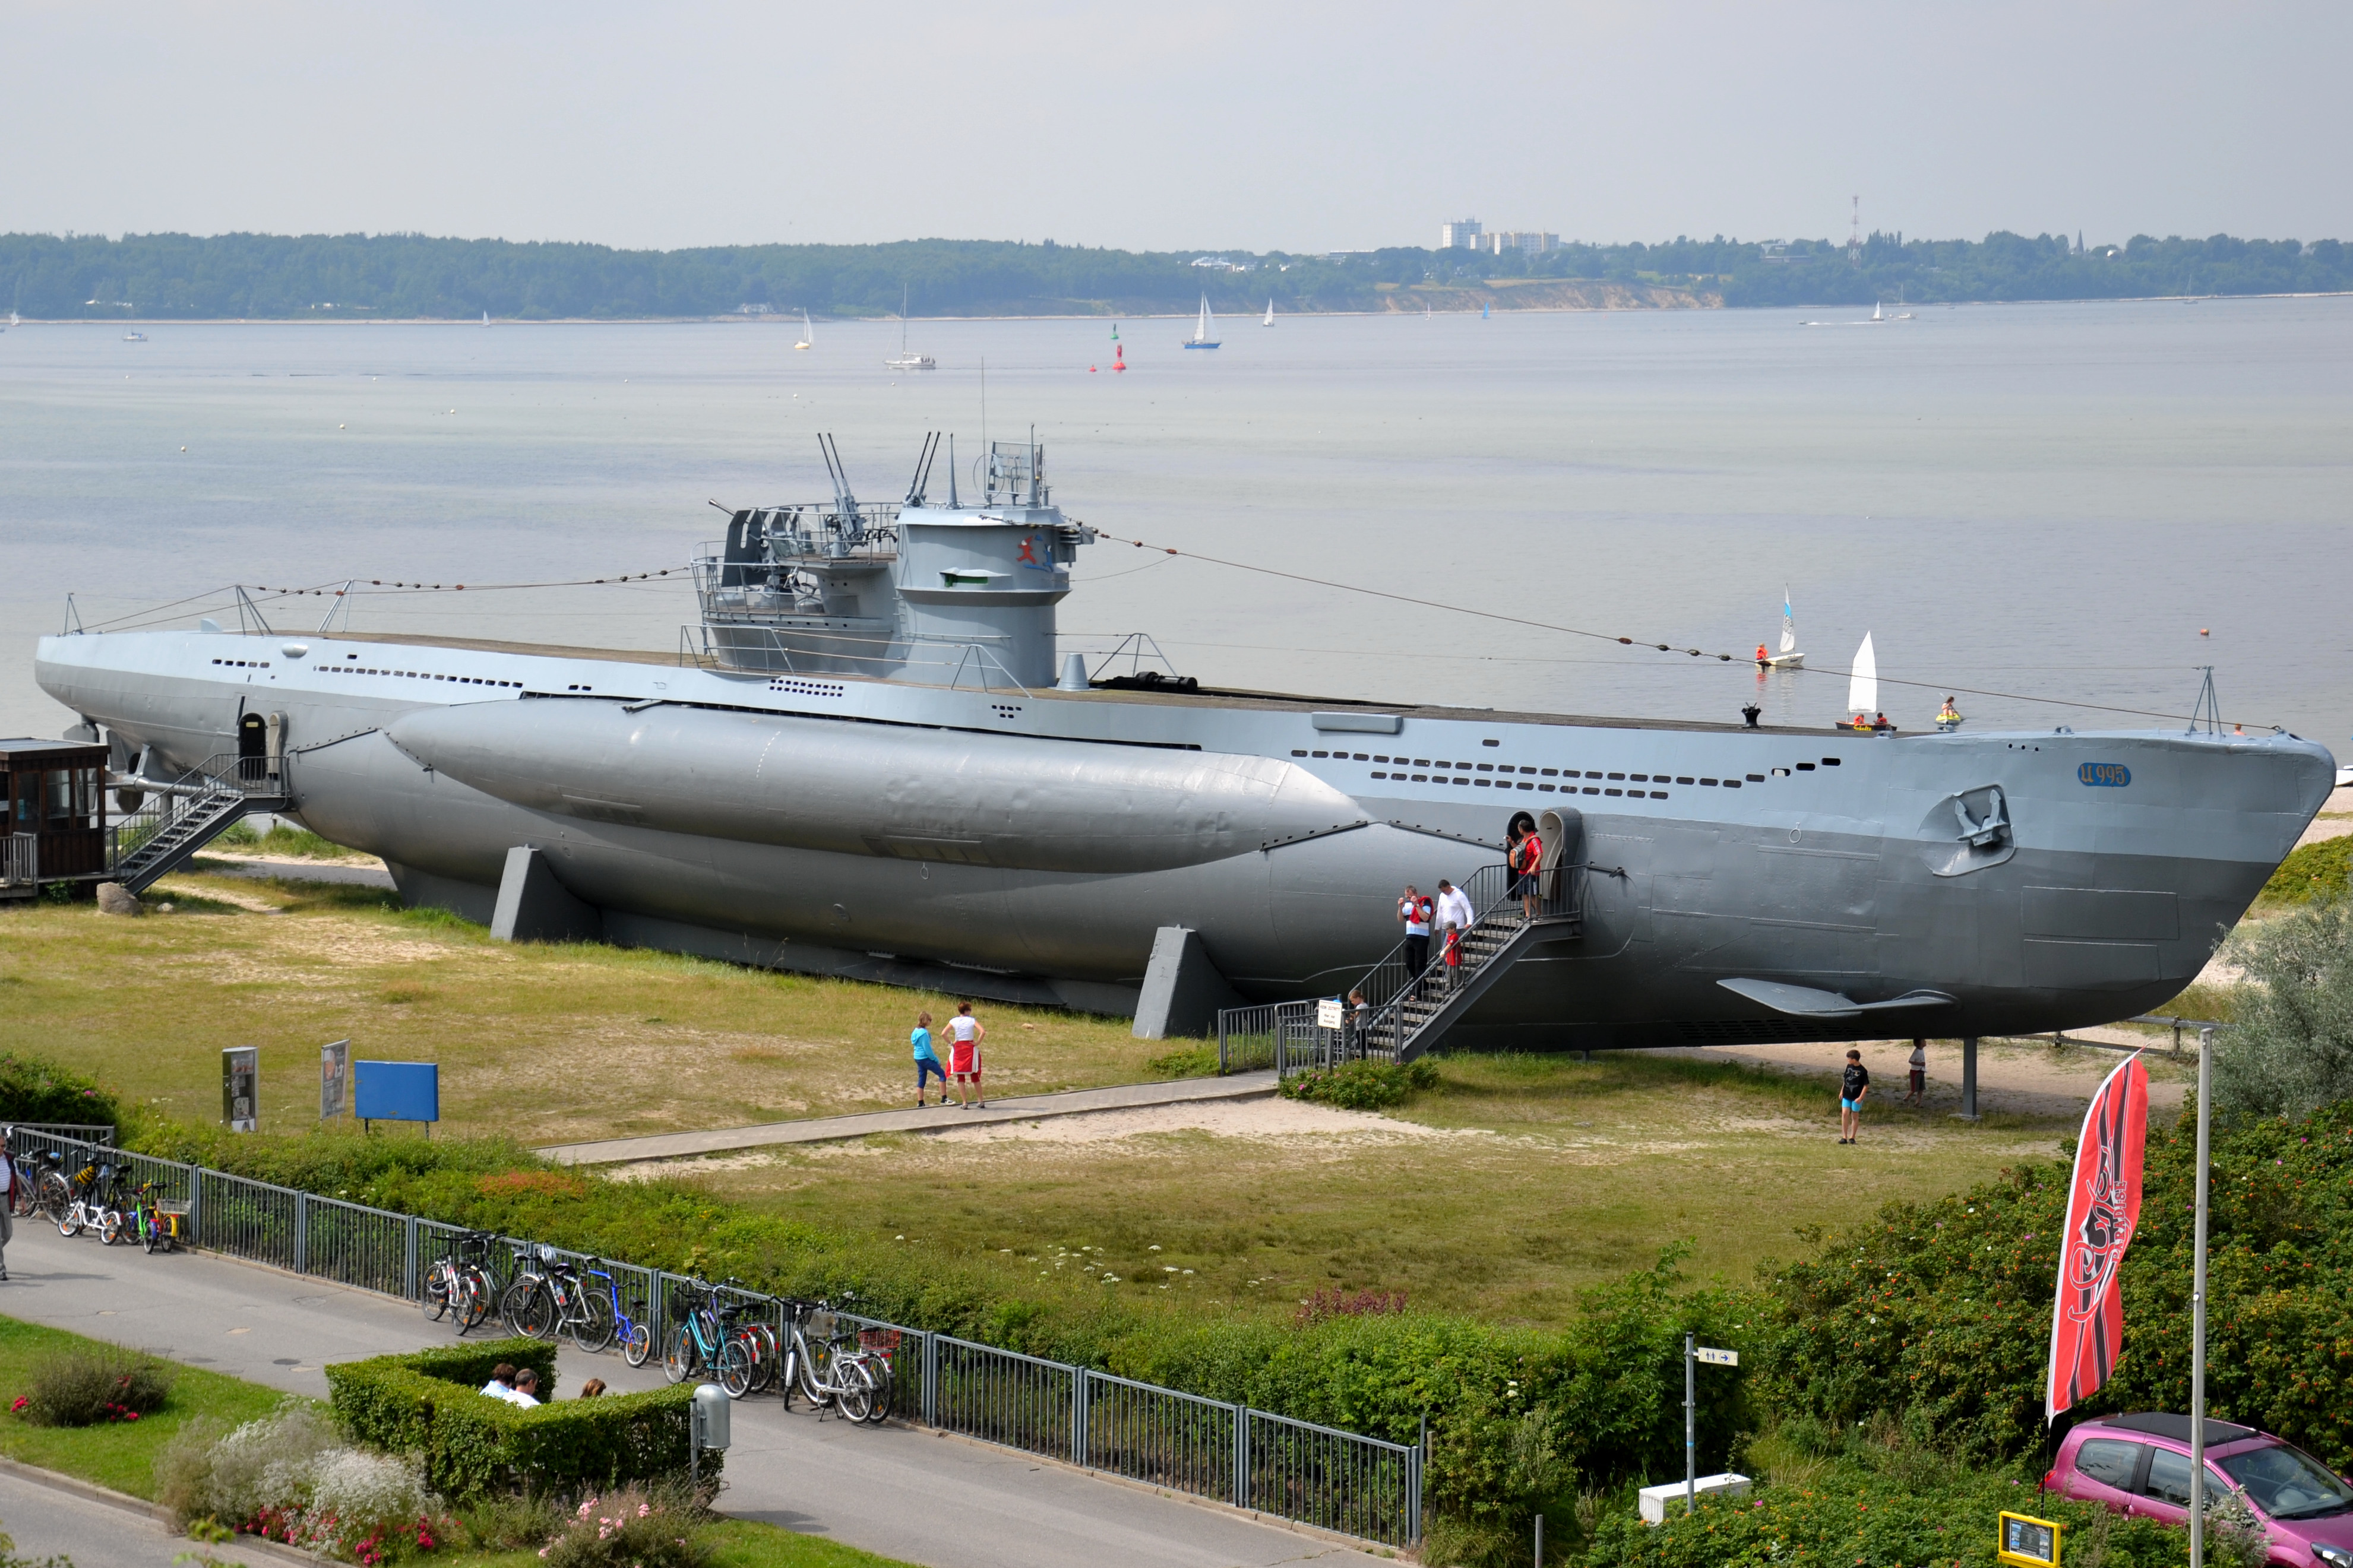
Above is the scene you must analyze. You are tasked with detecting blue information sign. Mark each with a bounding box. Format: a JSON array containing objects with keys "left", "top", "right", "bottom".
[{"left": 353, "top": 1061, "right": 440, "bottom": 1125}]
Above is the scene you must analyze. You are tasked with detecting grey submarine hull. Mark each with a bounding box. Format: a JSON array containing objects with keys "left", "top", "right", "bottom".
[{"left": 35, "top": 627, "right": 2335, "bottom": 1046}]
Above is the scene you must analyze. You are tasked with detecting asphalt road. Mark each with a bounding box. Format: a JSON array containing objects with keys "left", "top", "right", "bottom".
[{"left": 0, "top": 1224, "right": 1380, "bottom": 1568}]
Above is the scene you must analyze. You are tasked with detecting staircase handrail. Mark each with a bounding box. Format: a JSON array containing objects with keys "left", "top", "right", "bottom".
[
  {"left": 1340, "top": 860, "right": 1515, "bottom": 1013},
  {"left": 1348, "top": 857, "right": 1597, "bottom": 1066}
]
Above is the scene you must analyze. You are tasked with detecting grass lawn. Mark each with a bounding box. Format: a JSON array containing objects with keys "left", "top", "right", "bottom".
[
  {"left": 0, "top": 1314, "right": 286, "bottom": 1499},
  {"left": 0, "top": 873, "right": 1157, "bottom": 1146},
  {"left": 678, "top": 1051, "right": 2073, "bottom": 1328}
]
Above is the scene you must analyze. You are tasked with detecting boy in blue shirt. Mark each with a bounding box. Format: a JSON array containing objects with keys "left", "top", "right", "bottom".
[{"left": 912, "top": 1011, "right": 947, "bottom": 1107}]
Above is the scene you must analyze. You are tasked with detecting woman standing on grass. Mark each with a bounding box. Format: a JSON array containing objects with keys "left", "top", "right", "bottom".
[{"left": 947, "top": 1002, "right": 986, "bottom": 1108}]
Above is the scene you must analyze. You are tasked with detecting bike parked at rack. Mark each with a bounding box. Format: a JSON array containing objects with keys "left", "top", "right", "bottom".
[
  {"left": 780, "top": 1295, "right": 887, "bottom": 1424},
  {"left": 420, "top": 1231, "right": 499, "bottom": 1333},
  {"left": 662, "top": 1278, "right": 752, "bottom": 1395},
  {"left": 122, "top": 1181, "right": 187, "bottom": 1253},
  {"left": 55, "top": 1160, "right": 125, "bottom": 1241}
]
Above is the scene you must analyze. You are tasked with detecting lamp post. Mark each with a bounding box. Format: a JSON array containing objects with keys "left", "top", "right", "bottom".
[{"left": 2189, "top": 1034, "right": 2210, "bottom": 1567}]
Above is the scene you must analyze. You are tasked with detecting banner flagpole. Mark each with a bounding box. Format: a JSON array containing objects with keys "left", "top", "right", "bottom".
[{"left": 2190, "top": 1034, "right": 2210, "bottom": 1566}]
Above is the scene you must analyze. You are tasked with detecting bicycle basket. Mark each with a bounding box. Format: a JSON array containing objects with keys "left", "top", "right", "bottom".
[
  {"left": 856, "top": 1328, "right": 902, "bottom": 1354},
  {"left": 155, "top": 1202, "right": 191, "bottom": 1218},
  {"left": 806, "top": 1310, "right": 838, "bottom": 1341}
]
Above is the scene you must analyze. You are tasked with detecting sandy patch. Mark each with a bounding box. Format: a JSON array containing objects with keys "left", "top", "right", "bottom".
[
  {"left": 924, "top": 1097, "right": 1463, "bottom": 1145},
  {"left": 1658, "top": 1035, "right": 2190, "bottom": 1119}
]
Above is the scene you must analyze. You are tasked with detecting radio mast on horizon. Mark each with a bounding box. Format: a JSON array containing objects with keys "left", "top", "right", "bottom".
[{"left": 1848, "top": 196, "right": 1863, "bottom": 266}]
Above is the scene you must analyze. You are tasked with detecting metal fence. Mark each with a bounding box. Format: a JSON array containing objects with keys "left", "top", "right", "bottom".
[{"left": 6, "top": 1130, "right": 1422, "bottom": 1549}]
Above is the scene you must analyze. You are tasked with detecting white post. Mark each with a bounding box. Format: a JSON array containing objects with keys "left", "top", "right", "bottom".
[
  {"left": 1684, "top": 1332, "right": 1696, "bottom": 1516},
  {"left": 2190, "top": 1033, "right": 2210, "bottom": 1567}
]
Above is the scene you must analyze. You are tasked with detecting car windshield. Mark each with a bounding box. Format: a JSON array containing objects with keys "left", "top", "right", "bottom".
[{"left": 2220, "top": 1444, "right": 2353, "bottom": 1521}]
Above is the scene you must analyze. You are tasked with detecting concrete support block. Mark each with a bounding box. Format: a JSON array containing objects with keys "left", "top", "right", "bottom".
[
  {"left": 1131, "top": 926, "right": 1245, "bottom": 1040},
  {"left": 489, "top": 846, "right": 603, "bottom": 944}
]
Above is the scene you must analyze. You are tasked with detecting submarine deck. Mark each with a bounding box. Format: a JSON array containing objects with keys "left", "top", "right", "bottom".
[{"left": 334, "top": 631, "right": 1852, "bottom": 739}]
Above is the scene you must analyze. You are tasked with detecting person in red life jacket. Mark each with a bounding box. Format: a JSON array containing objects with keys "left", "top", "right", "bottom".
[
  {"left": 1850, "top": 711, "right": 1873, "bottom": 733},
  {"left": 1756, "top": 643, "right": 1770, "bottom": 669},
  {"left": 1397, "top": 885, "right": 1434, "bottom": 995}
]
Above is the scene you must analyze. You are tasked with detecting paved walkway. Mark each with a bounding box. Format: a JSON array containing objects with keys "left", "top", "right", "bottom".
[
  {"left": 542, "top": 1070, "right": 1279, "bottom": 1165},
  {"left": 0, "top": 1224, "right": 1378, "bottom": 1568}
]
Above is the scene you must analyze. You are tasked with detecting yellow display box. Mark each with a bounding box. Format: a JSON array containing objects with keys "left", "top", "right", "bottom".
[{"left": 1997, "top": 1510, "right": 2063, "bottom": 1568}]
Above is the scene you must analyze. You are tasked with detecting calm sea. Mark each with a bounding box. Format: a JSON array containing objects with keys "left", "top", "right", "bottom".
[{"left": 2, "top": 298, "right": 2347, "bottom": 753}]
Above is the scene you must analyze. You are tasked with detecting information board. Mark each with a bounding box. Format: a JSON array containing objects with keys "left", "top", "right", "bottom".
[
  {"left": 320, "top": 1040, "right": 350, "bottom": 1120},
  {"left": 1315, "top": 998, "right": 1344, "bottom": 1030},
  {"left": 222, "top": 1047, "right": 258, "bottom": 1133},
  {"left": 354, "top": 1061, "right": 440, "bottom": 1127},
  {"left": 1997, "top": 1511, "right": 2061, "bottom": 1568}
]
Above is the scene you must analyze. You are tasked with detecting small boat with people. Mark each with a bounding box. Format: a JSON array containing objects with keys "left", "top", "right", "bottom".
[{"left": 1755, "top": 588, "right": 1804, "bottom": 670}]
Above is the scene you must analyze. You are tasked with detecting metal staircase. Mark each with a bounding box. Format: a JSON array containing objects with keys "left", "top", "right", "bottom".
[
  {"left": 109, "top": 754, "right": 290, "bottom": 894},
  {"left": 1217, "top": 850, "right": 1591, "bottom": 1074}
]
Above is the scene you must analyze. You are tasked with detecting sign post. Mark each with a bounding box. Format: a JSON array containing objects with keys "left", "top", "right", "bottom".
[
  {"left": 1996, "top": 1510, "right": 2063, "bottom": 1567},
  {"left": 1315, "top": 998, "right": 1343, "bottom": 1030},
  {"left": 221, "top": 1047, "right": 258, "bottom": 1133},
  {"left": 320, "top": 1040, "right": 350, "bottom": 1121},
  {"left": 1684, "top": 1339, "right": 1738, "bottom": 1515}
]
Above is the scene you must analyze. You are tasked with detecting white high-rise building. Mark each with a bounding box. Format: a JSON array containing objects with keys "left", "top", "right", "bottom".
[
  {"left": 1486, "top": 231, "right": 1560, "bottom": 255},
  {"left": 1440, "top": 219, "right": 1483, "bottom": 250}
]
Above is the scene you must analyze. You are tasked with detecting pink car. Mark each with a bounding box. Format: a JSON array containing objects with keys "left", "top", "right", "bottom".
[{"left": 2045, "top": 1413, "right": 2353, "bottom": 1566}]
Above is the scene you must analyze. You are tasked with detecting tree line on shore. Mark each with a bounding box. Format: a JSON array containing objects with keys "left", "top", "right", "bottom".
[{"left": 2, "top": 228, "right": 2346, "bottom": 321}]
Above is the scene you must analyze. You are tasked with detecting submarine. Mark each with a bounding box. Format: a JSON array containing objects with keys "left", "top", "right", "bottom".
[{"left": 31, "top": 434, "right": 2336, "bottom": 1049}]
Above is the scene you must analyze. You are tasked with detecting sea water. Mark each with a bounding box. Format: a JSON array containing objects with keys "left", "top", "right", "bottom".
[{"left": 1, "top": 297, "right": 2346, "bottom": 750}]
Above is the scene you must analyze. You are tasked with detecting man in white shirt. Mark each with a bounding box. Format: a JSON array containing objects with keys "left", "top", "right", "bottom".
[
  {"left": 509, "top": 1368, "right": 543, "bottom": 1408},
  {"left": 1435, "top": 879, "right": 1474, "bottom": 935}
]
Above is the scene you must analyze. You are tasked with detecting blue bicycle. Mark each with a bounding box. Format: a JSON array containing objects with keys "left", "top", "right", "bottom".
[
  {"left": 585, "top": 1261, "right": 655, "bottom": 1366},
  {"left": 662, "top": 1277, "right": 751, "bottom": 1390}
]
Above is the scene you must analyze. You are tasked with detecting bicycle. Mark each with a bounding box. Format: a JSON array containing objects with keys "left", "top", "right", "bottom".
[
  {"left": 662, "top": 1278, "right": 752, "bottom": 1396},
  {"left": 545, "top": 1255, "right": 617, "bottom": 1353},
  {"left": 56, "top": 1160, "right": 123, "bottom": 1240},
  {"left": 780, "top": 1297, "right": 883, "bottom": 1423},
  {"left": 29, "top": 1150, "right": 71, "bottom": 1224},
  {"left": 587, "top": 1265, "right": 656, "bottom": 1367},
  {"left": 420, "top": 1231, "right": 499, "bottom": 1333},
  {"left": 122, "top": 1181, "right": 187, "bottom": 1253},
  {"left": 6, "top": 1146, "right": 56, "bottom": 1220}
]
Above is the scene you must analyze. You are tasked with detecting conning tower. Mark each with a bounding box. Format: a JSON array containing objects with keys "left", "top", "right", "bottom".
[{"left": 694, "top": 433, "right": 1093, "bottom": 688}]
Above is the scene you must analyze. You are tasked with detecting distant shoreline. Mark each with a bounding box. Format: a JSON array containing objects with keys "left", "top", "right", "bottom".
[{"left": 13, "top": 288, "right": 2352, "bottom": 327}]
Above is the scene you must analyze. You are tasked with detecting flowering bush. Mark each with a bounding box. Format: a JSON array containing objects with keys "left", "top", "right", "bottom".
[
  {"left": 17, "top": 1346, "right": 174, "bottom": 1427},
  {"left": 1294, "top": 1287, "right": 1408, "bottom": 1325},
  {"left": 537, "top": 1488, "right": 709, "bottom": 1568},
  {"left": 157, "top": 1404, "right": 449, "bottom": 1563}
]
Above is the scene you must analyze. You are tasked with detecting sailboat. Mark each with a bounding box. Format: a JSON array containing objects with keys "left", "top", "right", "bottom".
[
  {"left": 1482, "top": 302, "right": 1491, "bottom": 319},
  {"left": 481, "top": 310, "right": 490, "bottom": 327},
  {"left": 885, "top": 284, "right": 935, "bottom": 369},
  {"left": 1184, "top": 295, "right": 1220, "bottom": 349},
  {"left": 1760, "top": 587, "right": 1804, "bottom": 669},
  {"left": 1845, "top": 632, "right": 1884, "bottom": 730},
  {"left": 1261, "top": 298, "right": 1274, "bottom": 328},
  {"left": 795, "top": 309, "right": 814, "bottom": 351}
]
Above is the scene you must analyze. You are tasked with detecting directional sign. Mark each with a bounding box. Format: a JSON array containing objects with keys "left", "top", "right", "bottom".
[{"left": 1696, "top": 1347, "right": 1739, "bottom": 1367}]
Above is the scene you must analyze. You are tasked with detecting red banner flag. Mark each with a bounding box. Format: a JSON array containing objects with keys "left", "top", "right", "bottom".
[{"left": 2047, "top": 1053, "right": 2150, "bottom": 1421}]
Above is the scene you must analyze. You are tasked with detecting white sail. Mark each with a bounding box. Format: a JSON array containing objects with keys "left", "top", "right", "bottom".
[
  {"left": 1848, "top": 632, "right": 1878, "bottom": 716},
  {"left": 1779, "top": 587, "right": 1797, "bottom": 655},
  {"left": 1196, "top": 295, "right": 1213, "bottom": 342},
  {"left": 796, "top": 308, "right": 814, "bottom": 350},
  {"left": 1263, "top": 297, "right": 1274, "bottom": 327}
]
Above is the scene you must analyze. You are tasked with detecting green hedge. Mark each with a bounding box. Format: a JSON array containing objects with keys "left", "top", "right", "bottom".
[
  {"left": 0, "top": 1052, "right": 122, "bottom": 1133},
  {"left": 325, "top": 1336, "right": 709, "bottom": 1498},
  {"left": 1753, "top": 1098, "right": 2353, "bottom": 1474}
]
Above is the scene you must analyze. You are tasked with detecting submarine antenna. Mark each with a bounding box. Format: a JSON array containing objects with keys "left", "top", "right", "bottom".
[{"left": 2188, "top": 666, "right": 2222, "bottom": 736}]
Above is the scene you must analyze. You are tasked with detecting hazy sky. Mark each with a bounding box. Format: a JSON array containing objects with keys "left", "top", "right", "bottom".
[{"left": 6, "top": 1, "right": 2345, "bottom": 252}]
